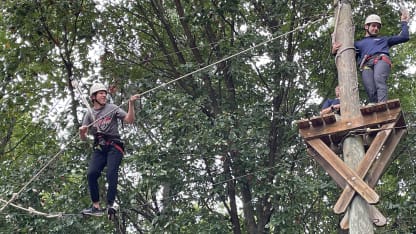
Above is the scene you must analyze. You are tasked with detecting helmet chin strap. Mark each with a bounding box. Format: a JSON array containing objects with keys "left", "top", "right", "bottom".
[
  {"left": 96, "top": 100, "right": 106, "bottom": 107},
  {"left": 365, "top": 27, "right": 378, "bottom": 37},
  {"left": 92, "top": 96, "right": 106, "bottom": 107}
]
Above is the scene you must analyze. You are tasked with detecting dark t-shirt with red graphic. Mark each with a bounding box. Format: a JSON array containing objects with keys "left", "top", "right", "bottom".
[{"left": 82, "top": 103, "right": 127, "bottom": 141}]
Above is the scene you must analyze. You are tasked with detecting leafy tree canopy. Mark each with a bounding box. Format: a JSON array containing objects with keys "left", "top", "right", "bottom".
[{"left": 0, "top": 0, "right": 415, "bottom": 233}]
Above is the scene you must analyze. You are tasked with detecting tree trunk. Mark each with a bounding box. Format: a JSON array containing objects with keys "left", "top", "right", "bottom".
[{"left": 333, "top": 1, "right": 373, "bottom": 233}]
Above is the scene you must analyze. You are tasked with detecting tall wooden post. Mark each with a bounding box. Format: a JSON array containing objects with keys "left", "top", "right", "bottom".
[{"left": 333, "top": 0, "right": 373, "bottom": 233}]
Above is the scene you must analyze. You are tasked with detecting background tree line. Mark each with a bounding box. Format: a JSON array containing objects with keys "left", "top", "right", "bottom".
[{"left": 0, "top": 0, "right": 415, "bottom": 233}]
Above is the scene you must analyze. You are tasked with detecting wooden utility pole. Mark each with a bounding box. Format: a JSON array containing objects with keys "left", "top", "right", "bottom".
[{"left": 333, "top": 0, "right": 373, "bottom": 233}]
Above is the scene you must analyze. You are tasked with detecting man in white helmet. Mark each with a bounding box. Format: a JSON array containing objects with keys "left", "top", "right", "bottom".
[
  {"left": 333, "top": 10, "right": 410, "bottom": 103},
  {"left": 79, "top": 82, "right": 140, "bottom": 216}
]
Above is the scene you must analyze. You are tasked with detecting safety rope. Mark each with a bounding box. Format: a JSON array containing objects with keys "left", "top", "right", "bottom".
[
  {"left": 62, "top": 16, "right": 331, "bottom": 135},
  {"left": 334, "top": 46, "right": 356, "bottom": 61},
  {"left": 71, "top": 78, "right": 96, "bottom": 121},
  {"left": 139, "top": 17, "right": 328, "bottom": 97},
  {"left": 0, "top": 134, "right": 79, "bottom": 212},
  {"left": 332, "top": 0, "right": 342, "bottom": 44},
  {"left": 0, "top": 198, "right": 63, "bottom": 218}
]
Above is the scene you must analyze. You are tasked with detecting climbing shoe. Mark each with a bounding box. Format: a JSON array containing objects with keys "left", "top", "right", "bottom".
[{"left": 81, "top": 205, "right": 104, "bottom": 216}]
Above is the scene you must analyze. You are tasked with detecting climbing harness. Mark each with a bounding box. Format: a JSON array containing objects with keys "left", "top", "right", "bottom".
[
  {"left": 359, "top": 54, "right": 392, "bottom": 71},
  {"left": 94, "top": 133, "right": 124, "bottom": 155}
]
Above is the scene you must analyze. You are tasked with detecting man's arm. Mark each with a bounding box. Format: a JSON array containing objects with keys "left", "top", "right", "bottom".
[
  {"left": 79, "top": 125, "right": 88, "bottom": 141},
  {"left": 320, "top": 104, "right": 340, "bottom": 116},
  {"left": 332, "top": 41, "right": 342, "bottom": 55},
  {"left": 124, "top": 94, "right": 140, "bottom": 124},
  {"left": 388, "top": 10, "right": 410, "bottom": 45}
]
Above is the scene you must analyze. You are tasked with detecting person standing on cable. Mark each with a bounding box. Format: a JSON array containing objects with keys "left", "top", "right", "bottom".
[
  {"left": 79, "top": 82, "right": 140, "bottom": 216},
  {"left": 332, "top": 10, "right": 410, "bottom": 104}
]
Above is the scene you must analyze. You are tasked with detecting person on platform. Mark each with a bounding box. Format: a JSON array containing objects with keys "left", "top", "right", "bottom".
[
  {"left": 320, "top": 85, "right": 341, "bottom": 116},
  {"left": 332, "top": 10, "right": 410, "bottom": 103}
]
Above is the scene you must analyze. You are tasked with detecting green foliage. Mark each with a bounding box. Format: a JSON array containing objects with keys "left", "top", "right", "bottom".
[{"left": 1, "top": 0, "right": 415, "bottom": 233}]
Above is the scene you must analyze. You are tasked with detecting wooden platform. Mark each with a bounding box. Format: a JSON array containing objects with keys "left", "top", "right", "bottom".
[
  {"left": 297, "top": 99, "right": 405, "bottom": 144},
  {"left": 297, "top": 99, "right": 407, "bottom": 230}
]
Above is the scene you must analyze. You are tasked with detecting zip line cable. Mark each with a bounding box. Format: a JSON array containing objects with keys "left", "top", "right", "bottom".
[
  {"left": 71, "top": 78, "right": 96, "bottom": 121},
  {"left": 0, "top": 134, "right": 80, "bottom": 212},
  {"left": 0, "top": 198, "right": 63, "bottom": 218},
  {"left": 138, "top": 17, "right": 329, "bottom": 97}
]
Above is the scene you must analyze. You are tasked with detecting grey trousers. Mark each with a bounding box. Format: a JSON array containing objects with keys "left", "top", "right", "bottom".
[{"left": 361, "top": 59, "right": 391, "bottom": 103}]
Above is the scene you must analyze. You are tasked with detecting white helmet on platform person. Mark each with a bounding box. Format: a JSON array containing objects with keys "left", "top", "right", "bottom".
[
  {"left": 364, "top": 14, "right": 382, "bottom": 37},
  {"left": 365, "top": 14, "right": 382, "bottom": 26},
  {"left": 89, "top": 83, "right": 107, "bottom": 96}
]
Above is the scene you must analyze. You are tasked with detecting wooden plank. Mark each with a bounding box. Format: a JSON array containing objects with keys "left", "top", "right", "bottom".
[
  {"left": 340, "top": 205, "right": 387, "bottom": 230},
  {"left": 310, "top": 116, "right": 324, "bottom": 127},
  {"left": 309, "top": 147, "right": 387, "bottom": 230},
  {"left": 371, "top": 205, "right": 387, "bottom": 227},
  {"left": 333, "top": 122, "right": 395, "bottom": 214},
  {"left": 307, "top": 148, "right": 346, "bottom": 188},
  {"left": 322, "top": 113, "right": 337, "bottom": 124},
  {"left": 337, "top": 127, "right": 405, "bottom": 229},
  {"left": 366, "top": 128, "right": 406, "bottom": 187},
  {"left": 297, "top": 119, "right": 310, "bottom": 129},
  {"left": 374, "top": 103, "right": 387, "bottom": 112},
  {"left": 360, "top": 106, "right": 375, "bottom": 115},
  {"left": 360, "top": 99, "right": 399, "bottom": 115},
  {"left": 299, "top": 108, "right": 401, "bottom": 139},
  {"left": 307, "top": 139, "right": 379, "bottom": 204},
  {"left": 386, "top": 99, "right": 400, "bottom": 109}
]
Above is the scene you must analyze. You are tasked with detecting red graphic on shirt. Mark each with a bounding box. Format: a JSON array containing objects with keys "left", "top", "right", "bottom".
[{"left": 94, "top": 116, "right": 112, "bottom": 131}]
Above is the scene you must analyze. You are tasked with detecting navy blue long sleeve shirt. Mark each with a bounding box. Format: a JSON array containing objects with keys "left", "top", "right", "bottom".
[
  {"left": 355, "top": 21, "right": 409, "bottom": 64},
  {"left": 322, "top": 98, "right": 340, "bottom": 109}
]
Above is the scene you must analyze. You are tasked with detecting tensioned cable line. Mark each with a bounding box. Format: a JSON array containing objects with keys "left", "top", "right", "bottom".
[
  {"left": 67, "top": 16, "right": 330, "bottom": 131},
  {"left": 138, "top": 17, "right": 328, "bottom": 97},
  {"left": 0, "top": 83, "right": 93, "bottom": 212},
  {"left": 0, "top": 15, "right": 328, "bottom": 213},
  {"left": 0, "top": 198, "right": 63, "bottom": 218},
  {"left": 71, "top": 78, "right": 96, "bottom": 121},
  {"left": 0, "top": 80, "right": 90, "bottom": 211}
]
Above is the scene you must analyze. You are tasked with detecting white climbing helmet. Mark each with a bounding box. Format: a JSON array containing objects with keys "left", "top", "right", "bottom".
[
  {"left": 365, "top": 14, "right": 382, "bottom": 26},
  {"left": 89, "top": 82, "right": 107, "bottom": 96}
]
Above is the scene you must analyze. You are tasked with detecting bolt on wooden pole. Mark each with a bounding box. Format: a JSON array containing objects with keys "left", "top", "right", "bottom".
[{"left": 333, "top": 0, "right": 373, "bottom": 233}]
